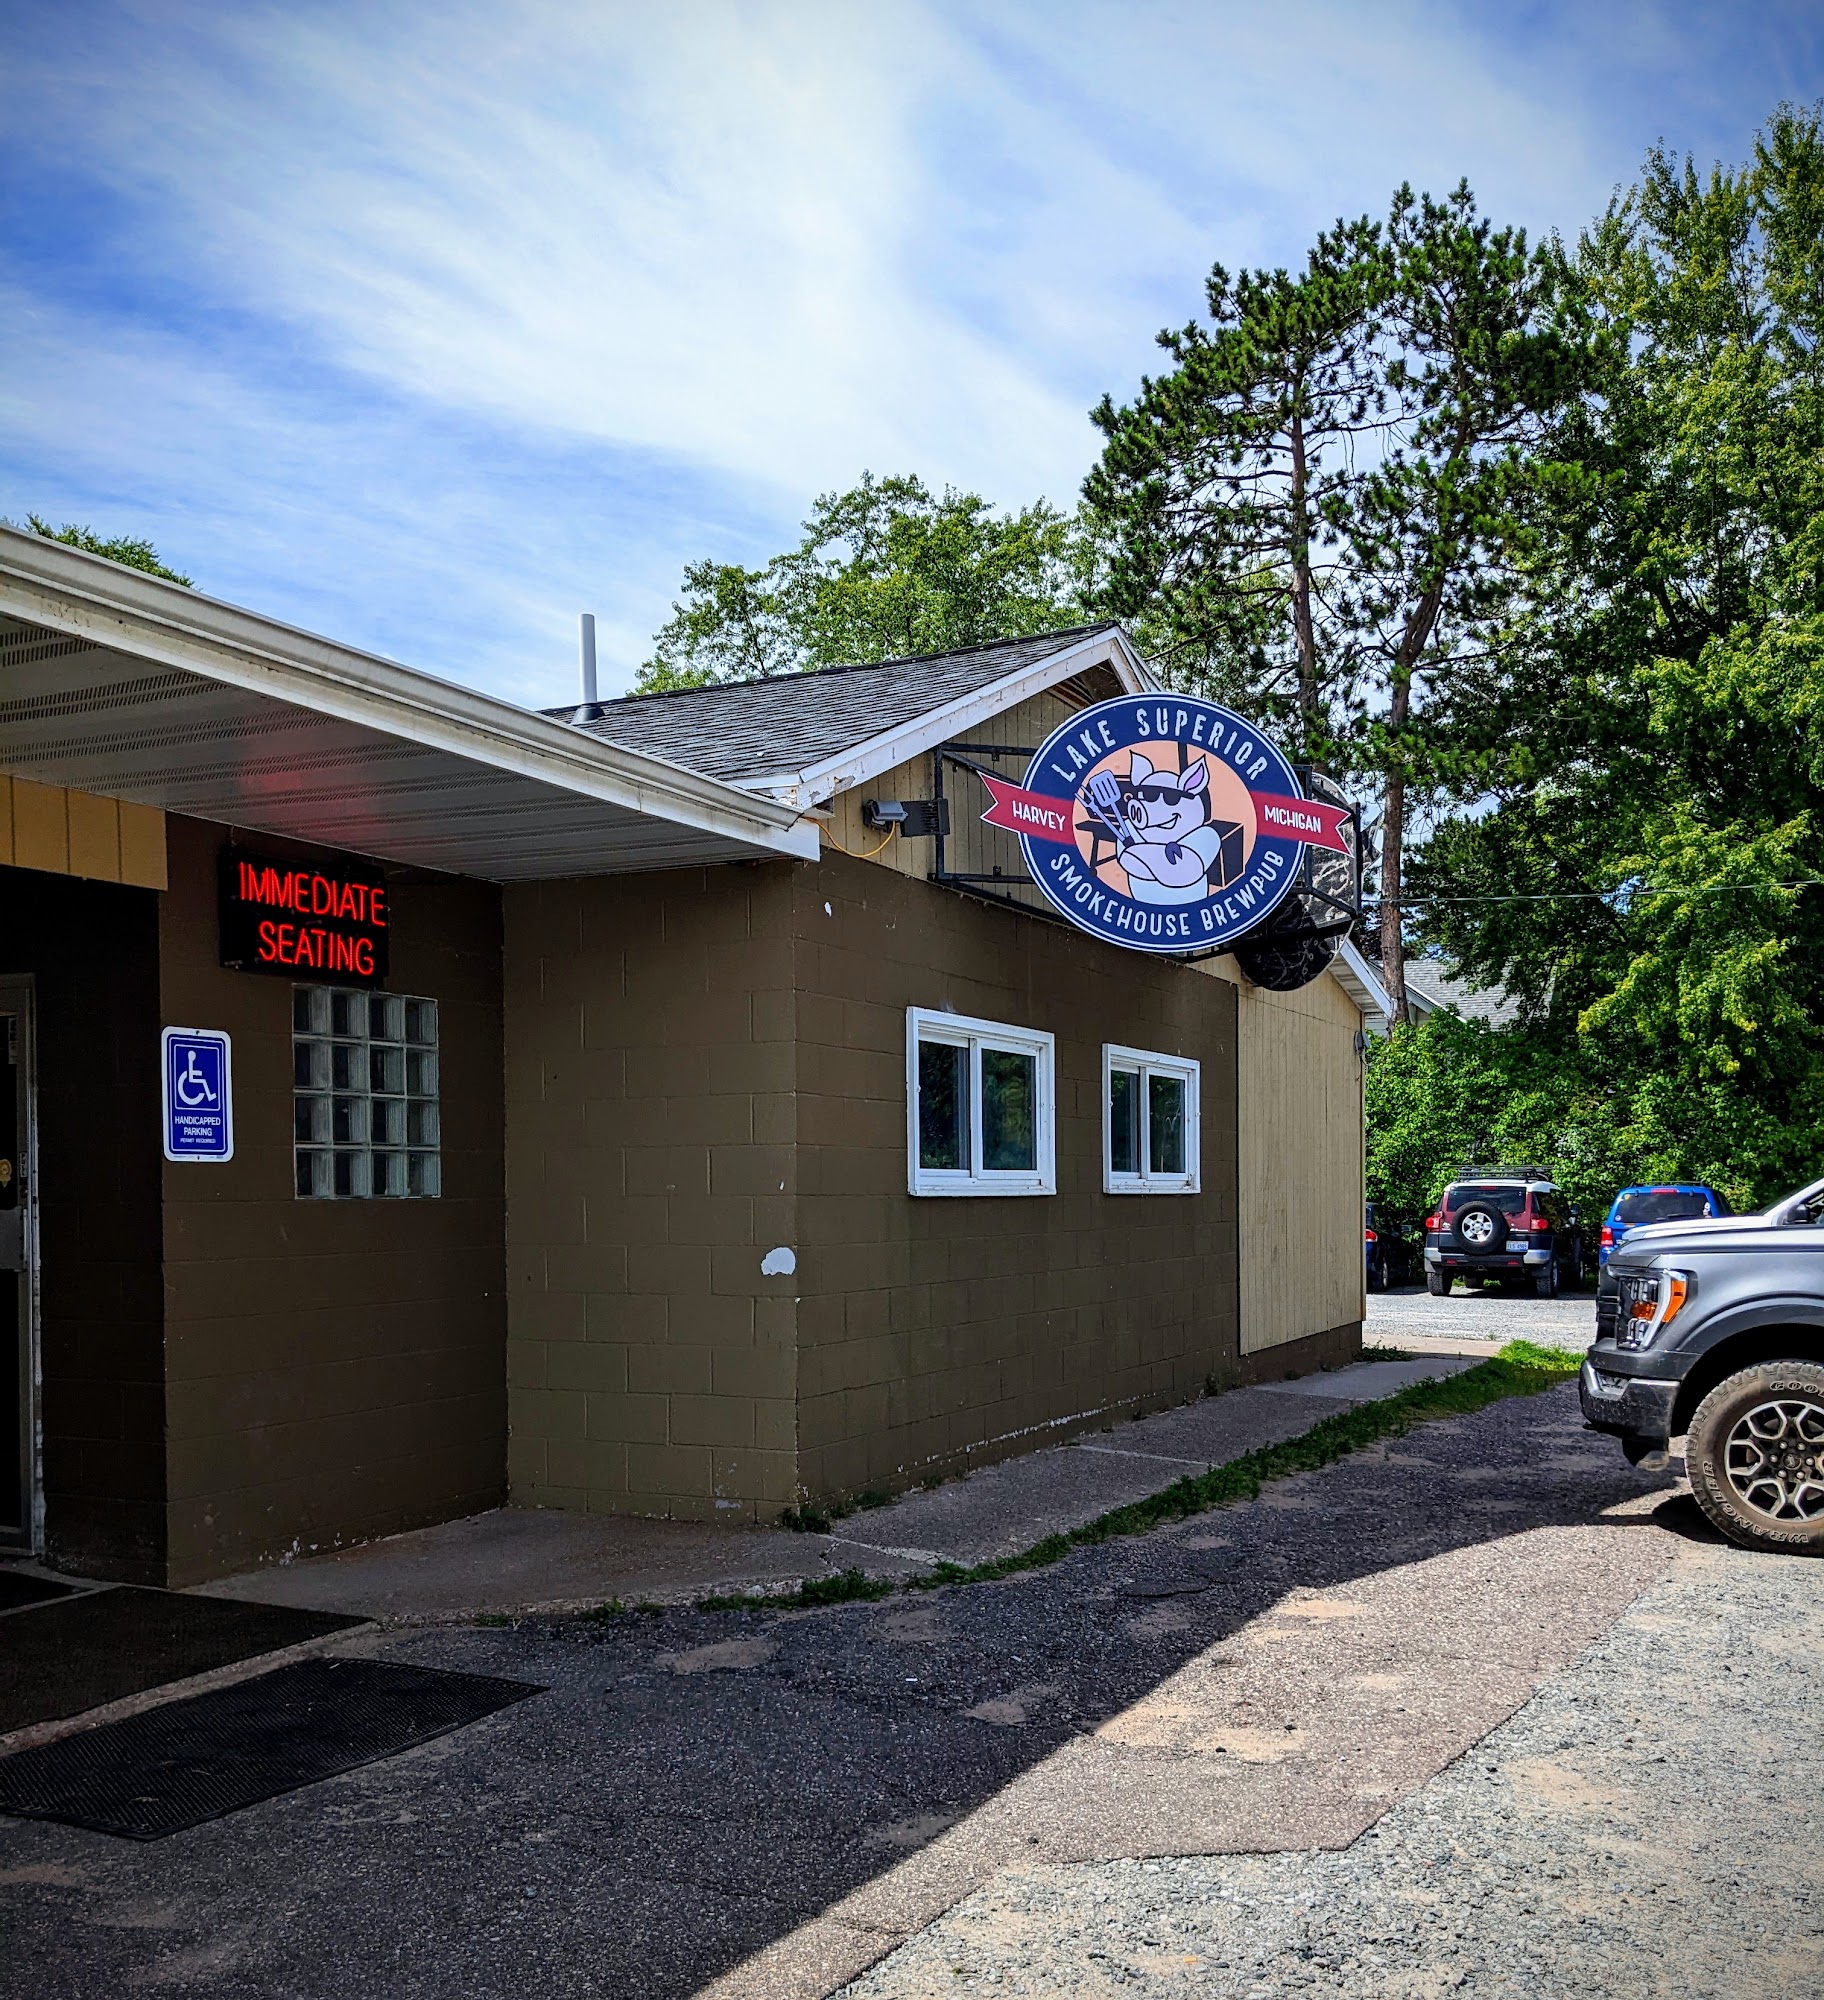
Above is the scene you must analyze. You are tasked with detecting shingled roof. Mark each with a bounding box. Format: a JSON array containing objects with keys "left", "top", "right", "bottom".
[{"left": 549, "top": 623, "right": 1129, "bottom": 788}]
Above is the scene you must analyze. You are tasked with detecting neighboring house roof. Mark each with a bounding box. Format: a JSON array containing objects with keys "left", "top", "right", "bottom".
[
  {"left": 1404, "top": 959, "right": 1521, "bottom": 1027},
  {"left": 551, "top": 622, "right": 1153, "bottom": 807}
]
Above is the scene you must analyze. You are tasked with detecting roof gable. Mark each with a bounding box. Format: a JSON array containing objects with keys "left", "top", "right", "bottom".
[{"left": 553, "top": 623, "right": 1151, "bottom": 804}]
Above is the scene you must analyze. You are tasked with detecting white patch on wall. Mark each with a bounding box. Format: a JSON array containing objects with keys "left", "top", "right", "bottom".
[
  {"left": 760, "top": 1245, "right": 797, "bottom": 1276},
  {"left": 824, "top": 901, "right": 833, "bottom": 916}
]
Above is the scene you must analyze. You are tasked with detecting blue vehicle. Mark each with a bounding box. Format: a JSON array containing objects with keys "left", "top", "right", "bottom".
[
  {"left": 1599, "top": 1184, "right": 1730, "bottom": 1268},
  {"left": 1365, "top": 1202, "right": 1398, "bottom": 1291}
]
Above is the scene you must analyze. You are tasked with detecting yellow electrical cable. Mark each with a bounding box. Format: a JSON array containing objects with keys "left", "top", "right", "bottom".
[{"left": 820, "top": 819, "right": 899, "bottom": 860}]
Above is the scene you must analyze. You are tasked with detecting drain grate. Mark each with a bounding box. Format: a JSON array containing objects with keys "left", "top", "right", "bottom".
[{"left": 0, "top": 1656, "right": 542, "bottom": 1840}]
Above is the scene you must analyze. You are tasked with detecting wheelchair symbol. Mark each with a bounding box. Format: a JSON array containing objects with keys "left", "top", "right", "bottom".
[{"left": 175, "top": 1048, "right": 218, "bottom": 1107}]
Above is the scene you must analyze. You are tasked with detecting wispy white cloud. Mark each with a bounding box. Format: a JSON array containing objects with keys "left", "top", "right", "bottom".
[
  {"left": 0, "top": 279, "right": 732, "bottom": 705},
  {"left": 55, "top": 3, "right": 1114, "bottom": 501},
  {"left": 3, "top": 0, "right": 1815, "bottom": 698}
]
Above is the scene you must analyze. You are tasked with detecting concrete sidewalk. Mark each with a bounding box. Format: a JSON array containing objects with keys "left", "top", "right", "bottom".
[{"left": 199, "top": 1354, "right": 1478, "bottom": 1623}]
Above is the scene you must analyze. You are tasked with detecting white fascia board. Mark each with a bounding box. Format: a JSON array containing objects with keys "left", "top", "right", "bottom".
[
  {"left": 759, "top": 626, "right": 1158, "bottom": 808},
  {"left": 1334, "top": 938, "right": 1394, "bottom": 1027},
  {"left": 0, "top": 529, "right": 820, "bottom": 862}
]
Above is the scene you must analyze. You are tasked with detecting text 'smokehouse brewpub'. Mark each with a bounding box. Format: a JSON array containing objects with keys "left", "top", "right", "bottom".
[{"left": 978, "top": 695, "right": 1351, "bottom": 955}]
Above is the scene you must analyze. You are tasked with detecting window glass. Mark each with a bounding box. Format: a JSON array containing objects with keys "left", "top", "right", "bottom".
[
  {"left": 1615, "top": 1190, "right": 1711, "bottom": 1225},
  {"left": 1148, "top": 1073, "right": 1186, "bottom": 1176},
  {"left": 1104, "top": 1046, "right": 1199, "bottom": 1193},
  {"left": 907, "top": 1010, "right": 1053, "bottom": 1196},
  {"left": 1446, "top": 1183, "right": 1528, "bottom": 1219},
  {"left": 294, "top": 984, "right": 441, "bottom": 1200},
  {"left": 981, "top": 1048, "right": 1037, "bottom": 1172},
  {"left": 917, "top": 1039, "right": 969, "bottom": 1171},
  {"left": 1108, "top": 1068, "right": 1139, "bottom": 1176}
]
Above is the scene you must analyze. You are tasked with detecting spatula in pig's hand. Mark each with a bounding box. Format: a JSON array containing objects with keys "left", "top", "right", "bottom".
[{"left": 1082, "top": 769, "right": 1131, "bottom": 847}]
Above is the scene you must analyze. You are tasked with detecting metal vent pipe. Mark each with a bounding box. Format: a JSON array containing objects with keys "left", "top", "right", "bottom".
[{"left": 578, "top": 613, "right": 598, "bottom": 707}]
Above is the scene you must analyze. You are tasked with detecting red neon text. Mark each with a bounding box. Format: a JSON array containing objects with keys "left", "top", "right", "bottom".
[
  {"left": 256, "top": 921, "right": 377, "bottom": 976},
  {"left": 236, "top": 861, "right": 387, "bottom": 928}
]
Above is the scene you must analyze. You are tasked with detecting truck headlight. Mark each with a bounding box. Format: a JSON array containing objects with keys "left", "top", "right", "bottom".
[{"left": 1615, "top": 1270, "right": 1690, "bottom": 1349}]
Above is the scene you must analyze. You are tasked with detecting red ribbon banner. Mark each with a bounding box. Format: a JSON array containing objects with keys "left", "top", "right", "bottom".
[
  {"left": 979, "top": 774, "right": 1080, "bottom": 845},
  {"left": 1250, "top": 793, "right": 1353, "bottom": 854},
  {"left": 980, "top": 773, "right": 1352, "bottom": 854}
]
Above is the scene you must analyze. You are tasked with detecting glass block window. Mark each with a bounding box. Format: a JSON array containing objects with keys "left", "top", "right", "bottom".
[
  {"left": 907, "top": 1008, "right": 1054, "bottom": 1196},
  {"left": 293, "top": 987, "right": 441, "bottom": 1199},
  {"left": 1103, "top": 1044, "right": 1200, "bottom": 1194}
]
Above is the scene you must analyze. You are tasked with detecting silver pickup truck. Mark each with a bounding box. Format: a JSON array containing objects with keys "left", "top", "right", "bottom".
[{"left": 1582, "top": 1174, "right": 1824, "bottom": 1555}]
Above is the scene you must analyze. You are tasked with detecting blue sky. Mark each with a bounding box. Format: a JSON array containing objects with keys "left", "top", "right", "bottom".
[{"left": 5, "top": 1, "right": 1821, "bottom": 707}]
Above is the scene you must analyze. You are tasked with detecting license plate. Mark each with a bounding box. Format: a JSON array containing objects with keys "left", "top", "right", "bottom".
[{"left": 1505, "top": 1239, "right": 1528, "bottom": 1252}]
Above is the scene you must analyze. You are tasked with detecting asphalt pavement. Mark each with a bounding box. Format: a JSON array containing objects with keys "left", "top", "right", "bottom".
[
  {"left": 1, "top": 1372, "right": 1695, "bottom": 2000},
  {"left": 9, "top": 1287, "right": 1811, "bottom": 2000}
]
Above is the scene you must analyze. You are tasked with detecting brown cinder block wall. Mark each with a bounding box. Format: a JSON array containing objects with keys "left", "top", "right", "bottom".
[
  {"left": 794, "top": 850, "right": 1240, "bottom": 1499},
  {"left": 503, "top": 864, "right": 800, "bottom": 1523},
  {"left": 505, "top": 850, "right": 1242, "bottom": 1520},
  {"left": 158, "top": 817, "right": 507, "bottom": 1584}
]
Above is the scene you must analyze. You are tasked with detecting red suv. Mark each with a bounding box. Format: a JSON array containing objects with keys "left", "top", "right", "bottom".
[{"left": 1422, "top": 1174, "right": 1585, "bottom": 1299}]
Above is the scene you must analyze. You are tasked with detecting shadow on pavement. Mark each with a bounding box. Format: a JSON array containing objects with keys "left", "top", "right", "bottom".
[
  {"left": 1646, "top": 1490, "right": 1731, "bottom": 1546},
  {"left": 0, "top": 1383, "right": 1691, "bottom": 2000}
]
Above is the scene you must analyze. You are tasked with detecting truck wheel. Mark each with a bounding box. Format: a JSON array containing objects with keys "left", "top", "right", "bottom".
[
  {"left": 1687, "top": 1362, "right": 1824, "bottom": 1555},
  {"left": 1534, "top": 1260, "right": 1558, "bottom": 1299},
  {"left": 1426, "top": 1270, "right": 1449, "bottom": 1297}
]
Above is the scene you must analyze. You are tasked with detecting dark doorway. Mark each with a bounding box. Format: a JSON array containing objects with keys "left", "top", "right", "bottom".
[{"left": 0, "top": 975, "right": 35, "bottom": 1550}]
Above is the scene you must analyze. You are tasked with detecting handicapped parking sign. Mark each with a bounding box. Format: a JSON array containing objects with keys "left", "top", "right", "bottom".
[{"left": 162, "top": 1027, "right": 233, "bottom": 1162}]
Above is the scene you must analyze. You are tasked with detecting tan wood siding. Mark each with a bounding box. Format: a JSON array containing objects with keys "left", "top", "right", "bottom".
[
  {"left": 1233, "top": 968, "right": 1364, "bottom": 1354},
  {"left": 822, "top": 685, "right": 1111, "bottom": 918},
  {"left": 0, "top": 772, "right": 167, "bottom": 890}
]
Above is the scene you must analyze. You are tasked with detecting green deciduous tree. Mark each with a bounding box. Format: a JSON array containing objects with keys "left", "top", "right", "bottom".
[
  {"left": 1409, "top": 105, "right": 1824, "bottom": 1209},
  {"left": 1364, "top": 1005, "right": 1760, "bottom": 1232},
  {"left": 16, "top": 515, "right": 192, "bottom": 586},
  {"left": 636, "top": 473, "right": 1087, "bottom": 691}
]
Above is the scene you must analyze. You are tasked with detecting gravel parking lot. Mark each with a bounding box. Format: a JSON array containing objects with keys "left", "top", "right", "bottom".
[
  {"left": 1369, "top": 1283, "right": 1596, "bottom": 1351},
  {"left": 840, "top": 1526, "right": 1824, "bottom": 1997},
  {"left": 12, "top": 1290, "right": 1807, "bottom": 2000},
  {"left": 837, "top": 1291, "right": 1824, "bottom": 1998},
  {"left": 4, "top": 1377, "right": 1674, "bottom": 2000}
]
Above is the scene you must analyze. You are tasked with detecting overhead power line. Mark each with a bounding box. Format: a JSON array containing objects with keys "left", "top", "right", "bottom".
[{"left": 1383, "top": 878, "right": 1824, "bottom": 908}]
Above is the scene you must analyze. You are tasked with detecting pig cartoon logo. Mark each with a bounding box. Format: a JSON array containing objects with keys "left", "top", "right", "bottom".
[
  {"left": 1082, "top": 751, "right": 1244, "bottom": 908},
  {"left": 981, "top": 693, "right": 1351, "bottom": 956}
]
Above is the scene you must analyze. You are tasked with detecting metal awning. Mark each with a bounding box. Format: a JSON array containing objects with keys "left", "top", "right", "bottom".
[{"left": 0, "top": 528, "right": 818, "bottom": 881}]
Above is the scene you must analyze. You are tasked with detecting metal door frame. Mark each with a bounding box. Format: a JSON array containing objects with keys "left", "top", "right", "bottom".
[{"left": 0, "top": 976, "right": 39, "bottom": 1554}]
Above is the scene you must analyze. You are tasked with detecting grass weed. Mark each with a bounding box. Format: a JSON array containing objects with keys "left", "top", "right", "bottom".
[
  {"left": 700, "top": 1567, "right": 897, "bottom": 1613},
  {"left": 905, "top": 1341, "right": 1581, "bottom": 1592},
  {"left": 681, "top": 1340, "right": 1581, "bottom": 1612}
]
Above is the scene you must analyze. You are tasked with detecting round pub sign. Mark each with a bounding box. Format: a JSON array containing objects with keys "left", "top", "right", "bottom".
[{"left": 979, "top": 694, "right": 1351, "bottom": 955}]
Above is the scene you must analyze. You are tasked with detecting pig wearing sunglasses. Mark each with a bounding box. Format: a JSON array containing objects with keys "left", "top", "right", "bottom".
[{"left": 1113, "top": 753, "right": 1225, "bottom": 904}]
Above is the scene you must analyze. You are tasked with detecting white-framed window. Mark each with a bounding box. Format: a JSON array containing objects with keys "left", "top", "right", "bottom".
[
  {"left": 293, "top": 986, "right": 441, "bottom": 1199},
  {"left": 907, "top": 1008, "right": 1056, "bottom": 1197},
  {"left": 1103, "top": 1043, "right": 1200, "bottom": 1195}
]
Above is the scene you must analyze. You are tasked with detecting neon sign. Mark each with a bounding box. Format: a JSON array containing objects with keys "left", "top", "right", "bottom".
[{"left": 219, "top": 847, "right": 390, "bottom": 986}]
